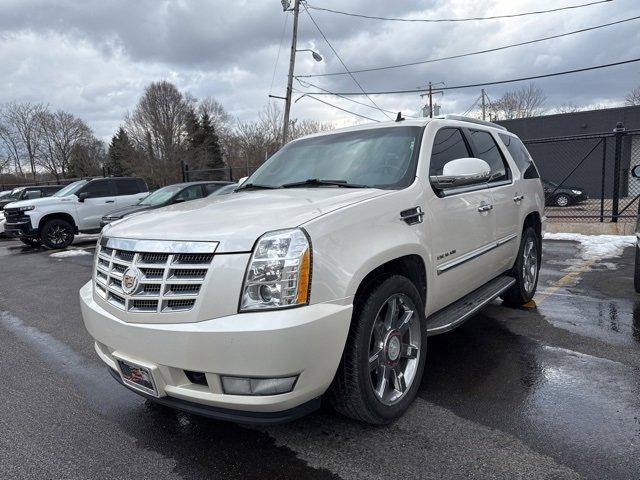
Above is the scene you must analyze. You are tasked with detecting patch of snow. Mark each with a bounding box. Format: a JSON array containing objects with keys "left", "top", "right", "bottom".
[
  {"left": 49, "top": 249, "right": 92, "bottom": 258},
  {"left": 544, "top": 233, "right": 635, "bottom": 261}
]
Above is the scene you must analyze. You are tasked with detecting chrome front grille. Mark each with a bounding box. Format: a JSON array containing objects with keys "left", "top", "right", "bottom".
[{"left": 93, "top": 237, "right": 218, "bottom": 314}]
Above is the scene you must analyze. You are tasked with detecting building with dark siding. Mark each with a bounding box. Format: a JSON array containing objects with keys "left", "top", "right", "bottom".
[{"left": 496, "top": 105, "right": 640, "bottom": 200}]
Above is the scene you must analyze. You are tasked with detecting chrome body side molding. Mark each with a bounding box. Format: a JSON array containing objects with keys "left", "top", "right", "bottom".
[{"left": 437, "top": 233, "right": 518, "bottom": 275}]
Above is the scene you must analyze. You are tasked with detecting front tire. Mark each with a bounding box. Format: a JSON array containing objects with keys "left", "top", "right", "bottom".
[
  {"left": 502, "top": 226, "right": 540, "bottom": 306},
  {"left": 40, "top": 219, "right": 75, "bottom": 250},
  {"left": 328, "top": 275, "right": 427, "bottom": 424},
  {"left": 555, "top": 194, "right": 570, "bottom": 207}
]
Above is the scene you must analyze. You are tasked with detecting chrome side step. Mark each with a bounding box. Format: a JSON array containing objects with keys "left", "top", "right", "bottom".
[{"left": 426, "top": 275, "right": 516, "bottom": 336}]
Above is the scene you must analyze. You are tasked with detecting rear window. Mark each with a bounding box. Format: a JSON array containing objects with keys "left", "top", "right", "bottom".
[
  {"left": 499, "top": 134, "right": 540, "bottom": 179},
  {"left": 115, "top": 178, "right": 144, "bottom": 195},
  {"left": 204, "top": 183, "right": 226, "bottom": 195}
]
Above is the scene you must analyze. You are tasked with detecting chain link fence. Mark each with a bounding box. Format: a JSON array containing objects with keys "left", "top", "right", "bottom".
[{"left": 523, "top": 124, "right": 640, "bottom": 223}]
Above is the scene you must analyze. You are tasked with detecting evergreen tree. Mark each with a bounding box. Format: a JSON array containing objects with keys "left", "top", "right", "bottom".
[
  {"left": 107, "top": 127, "right": 134, "bottom": 176},
  {"left": 199, "top": 112, "right": 224, "bottom": 171}
]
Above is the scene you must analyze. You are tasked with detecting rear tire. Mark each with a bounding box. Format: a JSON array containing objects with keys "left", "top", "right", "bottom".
[
  {"left": 40, "top": 219, "right": 75, "bottom": 250},
  {"left": 634, "top": 245, "right": 640, "bottom": 293},
  {"left": 20, "top": 237, "right": 42, "bottom": 247},
  {"left": 502, "top": 226, "right": 540, "bottom": 306},
  {"left": 328, "top": 275, "right": 427, "bottom": 425}
]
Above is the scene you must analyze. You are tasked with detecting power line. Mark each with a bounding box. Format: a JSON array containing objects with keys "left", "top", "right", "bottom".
[
  {"left": 296, "top": 78, "right": 417, "bottom": 117},
  {"left": 306, "top": 0, "right": 612, "bottom": 23},
  {"left": 297, "top": 14, "right": 640, "bottom": 78},
  {"left": 295, "top": 91, "right": 382, "bottom": 122},
  {"left": 303, "top": 57, "right": 640, "bottom": 96},
  {"left": 462, "top": 94, "right": 482, "bottom": 116},
  {"left": 268, "top": 11, "right": 290, "bottom": 95},
  {"left": 302, "top": 3, "right": 394, "bottom": 120}
]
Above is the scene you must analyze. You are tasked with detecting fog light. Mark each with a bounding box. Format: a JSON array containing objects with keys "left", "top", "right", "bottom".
[{"left": 221, "top": 376, "right": 297, "bottom": 396}]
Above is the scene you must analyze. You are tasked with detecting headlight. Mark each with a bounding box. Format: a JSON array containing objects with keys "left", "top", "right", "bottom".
[
  {"left": 571, "top": 190, "right": 582, "bottom": 195},
  {"left": 16, "top": 205, "right": 35, "bottom": 212},
  {"left": 240, "top": 228, "right": 311, "bottom": 311}
]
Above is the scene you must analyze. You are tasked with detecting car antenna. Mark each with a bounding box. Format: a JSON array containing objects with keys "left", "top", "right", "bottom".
[{"left": 395, "top": 112, "right": 405, "bottom": 122}]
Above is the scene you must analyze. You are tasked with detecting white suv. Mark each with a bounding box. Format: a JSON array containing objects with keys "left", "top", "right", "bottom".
[
  {"left": 4, "top": 177, "right": 148, "bottom": 249},
  {"left": 80, "top": 116, "right": 544, "bottom": 424}
]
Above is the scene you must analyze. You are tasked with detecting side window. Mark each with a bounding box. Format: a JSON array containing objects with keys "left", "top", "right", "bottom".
[
  {"left": 499, "top": 134, "right": 540, "bottom": 179},
  {"left": 115, "top": 178, "right": 142, "bottom": 195},
  {"left": 24, "top": 189, "right": 42, "bottom": 199},
  {"left": 79, "top": 180, "right": 112, "bottom": 198},
  {"left": 429, "top": 128, "right": 471, "bottom": 176},
  {"left": 137, "top": 179, "right": 149, "bottom": 192},
  {"left": 175, "top": 185, "right": 204, "bottom": 202},
  {"left": 469, "top": 130, "right": 510, "bottom": 182},
  {"left": 204, "top": 183, "right": 224, "bottom": 195}
]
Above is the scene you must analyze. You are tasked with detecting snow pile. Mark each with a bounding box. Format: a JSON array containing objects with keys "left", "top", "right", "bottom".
[
  {"left": 50, "top": 249, "right": 92, "bottom": 258},
  {"left": 544, "top": 232, "right": 635, "bottom": 261}
]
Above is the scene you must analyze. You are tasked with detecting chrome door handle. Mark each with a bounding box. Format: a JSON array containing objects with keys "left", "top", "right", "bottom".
[
  {"left": 478, "top": 203, "right": 493, "bottom": 213},
  {"left": 513, "top": 194, "right": 525, "bottom": 202}
]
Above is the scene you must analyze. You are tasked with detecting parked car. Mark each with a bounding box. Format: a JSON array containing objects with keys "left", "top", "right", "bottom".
[
  {"left": 100, "top": 181, "right": 233, "bottom": 228},
  {"left": 542, "top": 179, "right": 587, "bottom": 207},
  {"left": 0, "top": 184, "right": 63, "bottom": 210},
  {"left": 80, "top": 115, "right": 544, "bottom": 425},
  {"left": 4, "top": 177, "right": 147, "bottom": 249}
]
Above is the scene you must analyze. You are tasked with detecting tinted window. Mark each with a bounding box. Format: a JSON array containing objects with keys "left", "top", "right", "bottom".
[
  {"left": 469, "top": 130, "right": 509, "bottom": 182},
  {"left": 499, "top": 133, "right": 540, "bottom": 179},
  {"left": 115, "top": 178, "right": 142, "bottom": 195},
  {"left": 175, "top": 185, "right": 204, "bottom": 202},
  {"left": 429, "top": 128, "right": 471, "bottom": 176},
  {"left": 79, "top": 180, "right": 112, "bottom": 198}
]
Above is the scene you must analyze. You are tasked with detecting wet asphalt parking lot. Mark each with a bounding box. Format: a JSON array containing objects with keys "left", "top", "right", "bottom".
[{"left": 0, "top": 236, "right": 639, "bottom": 480}]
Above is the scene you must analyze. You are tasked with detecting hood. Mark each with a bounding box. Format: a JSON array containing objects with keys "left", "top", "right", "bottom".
[
  {"left": 104, "top": 188, "right": 389, "bottom": 252},
  {"left": 3, "top": 196, "right": 73, "bottom": 210},
  {"left": 103, "top": 204, "right": 155, "bottom": 219}
]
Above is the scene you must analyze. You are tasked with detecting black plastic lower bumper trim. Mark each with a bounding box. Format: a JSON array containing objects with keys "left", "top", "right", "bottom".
[{"left": 108, "top": 367, "right": 320, "bottom": 424}]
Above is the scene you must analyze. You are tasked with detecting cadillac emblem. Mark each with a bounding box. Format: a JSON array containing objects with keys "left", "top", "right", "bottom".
[{"left": 121, "top": 266, "right": 142, "bottom": 295}]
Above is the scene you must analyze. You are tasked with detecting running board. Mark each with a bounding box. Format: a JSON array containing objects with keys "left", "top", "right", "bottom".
[{"left": 426, "top": 275, "right": 516, "bottom": 336}]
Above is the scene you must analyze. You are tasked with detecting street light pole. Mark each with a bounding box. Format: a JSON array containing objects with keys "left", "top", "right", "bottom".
[{"left": 282, "top": 0, "right": 300, "bottom": 146}]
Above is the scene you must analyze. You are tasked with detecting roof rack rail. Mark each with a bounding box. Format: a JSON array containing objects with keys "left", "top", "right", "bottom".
[{"left": 437, "top": 114, "right": 507, "bottom": 131}]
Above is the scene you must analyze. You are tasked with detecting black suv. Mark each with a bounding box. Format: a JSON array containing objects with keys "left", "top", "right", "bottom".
[{"left": 0, "top": 185, "right": 63, "bottom": 210}]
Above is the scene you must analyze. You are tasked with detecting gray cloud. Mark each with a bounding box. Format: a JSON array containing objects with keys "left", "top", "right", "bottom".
[{"left": 0, "top": 0, "right": 638, "bottom": 139}]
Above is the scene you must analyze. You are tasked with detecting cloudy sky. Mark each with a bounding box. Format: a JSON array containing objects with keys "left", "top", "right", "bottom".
[{"left": 1, "top": 0, "right": 639, "bottom": 139}]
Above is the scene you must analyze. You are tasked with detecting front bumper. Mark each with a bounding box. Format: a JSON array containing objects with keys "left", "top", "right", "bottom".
[
  {"left": 79, "top": 281, "right": 352, "bottom": 420},
  {"left": 4, "top": 219, "right": 37, "bottom": 238}
]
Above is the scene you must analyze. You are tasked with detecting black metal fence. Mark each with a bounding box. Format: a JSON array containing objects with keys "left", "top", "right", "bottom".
[
  {"left": 180, "top": 162, "right": 263, "bottom": 184},
  {"left": 523, "top": 123, "right": 640, "bottom": 223}
]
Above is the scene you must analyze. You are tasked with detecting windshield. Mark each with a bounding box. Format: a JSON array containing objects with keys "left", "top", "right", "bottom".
[
  {"left": 247, "top": 126, "right": 423, "bottom": 189},
  {"left": 7, "top": 187, "right": 25, "bottom": 200},
  {"left": 139, "top": 185, "right": 182, "bottom": 206},
  {"left": 53, "top": 180, "right": 88, "bottom": 197}
]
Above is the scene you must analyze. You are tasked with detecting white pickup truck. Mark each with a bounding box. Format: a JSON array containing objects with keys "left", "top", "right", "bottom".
[
  {"left": 4, "top": 177, "right": 148, "bottom": 249},
  {"left": 80, "top": 115, "right": 544, "bottom": 424}
]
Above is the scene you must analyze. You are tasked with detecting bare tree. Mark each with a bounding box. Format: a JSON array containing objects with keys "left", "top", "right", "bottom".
[
  {"left": 625, "top": 85, "right": 640, "bottom": 106},
  {"left": 68, "top": 137, "right": 106, "bottom": 177},
  {"left": 490, "top": 83, "right": 547, "bottom": 120},
  {"left": 36, "top": 110, "right": 93, "bottom": 181},
  {"left": 125, "top": 81, "right": 192, "bottom": 185},
  {"left": 2, "top": 102, "right": 47, "bottom": 180},
  {"left": 555, "top": 103, "right": 581, "bottom": 114},
  {"left": 0, "top": 119, "right": 25, "bottom": 176}
]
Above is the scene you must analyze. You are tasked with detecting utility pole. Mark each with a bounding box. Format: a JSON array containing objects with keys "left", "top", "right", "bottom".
[
  {"left": 428, "top": 82, "right": 433, "bottom": 118},
  {"left": 481, "top": 89, "right": 486, "bottom": 120},
  {"left": 282, "top": 0, "right": 300, "bottom": 146}
]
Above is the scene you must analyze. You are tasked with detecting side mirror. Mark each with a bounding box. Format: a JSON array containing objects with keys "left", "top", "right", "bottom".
[
  {"left": 237, "top": 176, "right": 248, "bottom": 186},
  {"left": 430, "top": 157, "right": 491, "bottom": 189},
  {"left": 632, "top": 165, "right": 640, "bottom": 178},
  {"left": 77, "top": 192, "right": 89, "bottom": 202}
]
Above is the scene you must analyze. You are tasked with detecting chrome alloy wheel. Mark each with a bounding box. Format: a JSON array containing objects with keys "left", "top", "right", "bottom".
[
  {"left": 48, "top": 224, "right": 71, "bottom": 247},
  {"left": 368, "top": 294, "right": 421, "bottom": 406},
  {"left": 522, "top": 237, "right": 538, "bottom": 294}
]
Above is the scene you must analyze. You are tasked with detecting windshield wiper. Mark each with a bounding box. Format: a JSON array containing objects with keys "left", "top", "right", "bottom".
[
  {"left": 235, "top": 183, "right": 280, "bottom": 191},
  {"left": 281, "top": 179, "right": 369, "bottom": 189}
]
